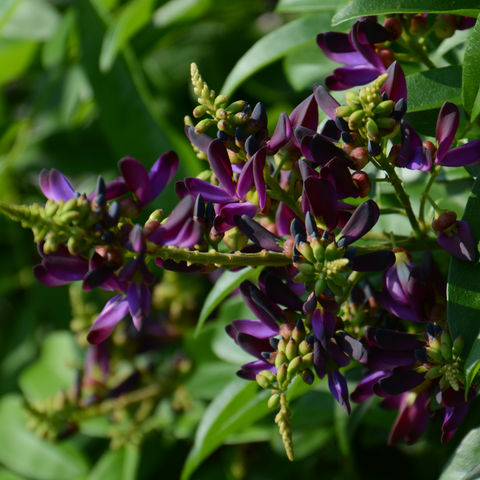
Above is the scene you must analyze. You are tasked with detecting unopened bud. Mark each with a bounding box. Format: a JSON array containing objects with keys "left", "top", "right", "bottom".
[
  {"left": 345, "top": 91, "right": 360, "bottom": 108},
  {"left": 223, "top": 227, "right": 248, "bottom": 251},
  {"left": 432, "top": 210, "right": 457, "bottom": 232},
  {"left": 314, "top": 277, "right": 326, "bottom": 297},
  {"left": 226, "top": 100, "right": 248, "bottom": 114},
  {"left": 348, "top": 110, "right": 365, "bottom": 130},
  {"left": 214, "top": 94, "right": 228, "bottom": 106},
  {"left": 280, "top": 323, "right": 296, "bottom": 342},
  {"left": 350, "top": 147, "right": 369, "bottom": 170},
  {"left": 352, "top": 171, "right": 372, "bottom": 197},
  {"left": 409, "top": 15, "right": 429, "bottom": 35},
  {"left": 376, "top": 46, "right": 395, "bottom": 69},
  {"left": 268, "top": 393, "right": 281, "bottom": 408},
  {"left": 425, "top": 365, "right": 443, "bottom": 379},
  {"left": 297, "top": 242, "right": 316, "bottom": 264},
  {"left": 383, "top": 17, "right": 402, "bottom": 40},
  {"left": 120, "top": 197, "right": 141, "bottom": 218},
  {"left": 286, "top": 337, "right": 298, "bottom": 361},
  {"left": 256, "top": 373, "right": 272, "bottom": 389},
  {"left": 287, "top": 356, "right": 303, "bottom": 378},
  {"left": 193, "top": 105, "right": 208, "bottom": 118},
  {"left": 277, "top": 363, "right": 288, "bottom": 384},
  {"left": 325, "top": 242, "right": 338, "bottom": 262},
  {"left": 311, "top": 237, "right": 325, "bottom": 263},
  {"left": 452, "top": 336, "right": 464, "bottom": 357},
  {"left": 301, "top": 368, "right": 315, "bottom": 385},
  {"left": 335, "top": 105, "right": 356, "bottom": 118},
  {"left": 194, "top": 118, "right": 213, "bottom": 134},
  {"left": 434, "top": 14, "right": 458, "bottom": 39},
  {"left": 301, "top": 352, "right": 313, "bottom": 369},
  {"left": 366, "top": 119, "right": 379, "bottom": 140},
  {"left": 275, "top": 351, "right": 287, "bottom": 369},
  {"left": 388, "top": 143, "right": 402, "bottom": 166}
]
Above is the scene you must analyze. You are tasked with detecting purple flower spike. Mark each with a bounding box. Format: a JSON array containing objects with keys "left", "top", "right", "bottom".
[
  {"left": 337, "top": 199, "right": 379, "bottom": 246},
  {"left": 87, "top": 294, "right": 129, "bottom": 344},
  {"left": 437, "top": 220, "right": 476, "bottom": 262},
  {"left": 40, "top": 168, "right": 75, "bottom": 201},
  {"left": 328, "top": 370, "right": 351, "bottom": 414},
  {"left": 381, "top": 61, "right": 407, "bottom": 104}
]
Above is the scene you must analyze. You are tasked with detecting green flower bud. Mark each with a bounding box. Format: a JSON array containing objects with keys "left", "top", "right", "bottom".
[
  {"left": 314, "top": 277, "right": 326, "bottom": 297},
  {"left": 301, "top": 368, "right": 315, "bottom": 385},
  {"left": 335, "top": 105, "right": 356, "bottom": 118},
  {"left": 425, "top": 365, "right": 443, "bottom": 379},
  {"left": 217, "top": 119, "right": 229, "bottom": 131},
  {"left": 373, "top": 100, "right": 395, "bottom": 115},
  {"left": 332, "top": 273, "right": 348, "bottom": 288},
  {"left": 441, "top": 342, "right": 453, "bottom": 362},
  {"left": 298, "top": 339, "right": 313, "bottom": 356},
  {"left": 45, "top": 200, "right": 59, "bottom": 217},
  {"left": 286, "top": 337, "right": 298, "bottom": 361},
  {"left": 68, "top": 237, "right": 84, "bottom": 255},
  {"left": 297, "top": 262, "right": 316, "bottom": 275},
  {"left": 149, "top": 209, "right": 164, "bottom": 222},
  {"left": 348, "top": 110, "right": 365, "bottom": 130},
  {"left": 277, "top": 363, "right": 288, "bottom": 384},
  {"left": 215, "top": 109, "right": 227, "bottom": 119},
  {"left": 366, "top": 119, "right": 379, "bottom": 140},
  {"left": 57, "top": 211, "right": 80, "bottom": 225},
  {"left": 453, "top": 336, "right": 464, "bottom": 357},
  {"left": 226, "top": 100, "right": 248, "bottom": 114},
  {"left": 292, "top": 323, "right": 305, "bottom": 344},
  {"left": 293, "top": 272, "right": 315, "bottom": 284},
  {"left": 277, "top": 338, "right": 286, "bottom": 354},
  {"left": 194, "top": 118, "right": 214, "bottom": 134},
  {"left": 60, "top": 198, "right": 78, "bottom": 214},
  {"left": 193, "top": 105, "right": 208, "bottom": 118},
  {"left": 223, "top": 227, "right": 248, "bottom": 251},
  {"left": 260, "top": 370, "right": 277, "bottom": 384},
  {"left": 275, "top": 351, "right": 287, "bottom": 369},
  {"left": 297, "top": 242, "right": 316, "bottom": 264},
  {"left": 301, "top": 352, "right": 313, "bottom": 369},
  {"left": 326, "top": 279, "right": 343, "bottom": 296},
  {"left": 325, "top": 242, "right": 338, "bottom": 262},
  {"left": 376, "top": 117, "right": 397, "bottom": 129},
  {"left": 426, "top": 347, "right": 444, "bottom": 363},
  {"left": 287, "top": 356, "right": 303, "bottom": 378},
  {"left": 256, "top": 373, "right": 272, "bottom": 389},
  {"left": 311, "top": 237, "right": 325, "bottom": 263},
  {"left": 214, "top": 94, "right": 228, "bottom": 106},
  {"left": 268, "top": 393, "right": 281, "bottom": 409},
  {"left": 345, "top": 91, "right": 360, "bottom": 108}
]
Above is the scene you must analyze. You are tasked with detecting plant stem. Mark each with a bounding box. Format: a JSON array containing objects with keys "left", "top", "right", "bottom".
[
  {"left": 399, "top": 18, "right": 436, "bottom": 70},
  {"left": 264, "top": 172, "right": 304, "bottom": 220},
  {"left": 419, "top": 165, "right": 442, "bottom": 231}
]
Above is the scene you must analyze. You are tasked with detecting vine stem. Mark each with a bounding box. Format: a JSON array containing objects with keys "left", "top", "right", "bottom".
[
  {"left": 376, "top": 154, "right": 423, "bottom": 239},
  {"left": 419, "top": 165, "right": 442, "bottom": 231},
  {"left": 398, "top": 16, "right": 436, "bottom": 70},
  {"left": 264, "top": 172, "right": 304, "bottom": 220}
]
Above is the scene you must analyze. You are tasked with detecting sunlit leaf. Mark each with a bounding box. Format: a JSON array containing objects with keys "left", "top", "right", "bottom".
[
  {"left": 463, "top": 14, "right": 480, "bottom": 122},
  {"left": 152, "top": 0, "right": 211, "bottom": 28},
  {"left": 440, "top": 427, "right": 480, "bottom": 480}
]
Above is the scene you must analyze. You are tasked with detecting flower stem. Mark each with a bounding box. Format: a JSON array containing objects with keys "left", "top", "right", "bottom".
[
  {"left": 399, "top": 18, "right": 437, "bottom": 70},
  {"left": 419, "top": 165, "right": 442, "bottom": 231},
  {"left": 264, "top": 172, "right": 304, "bottom": 220}
]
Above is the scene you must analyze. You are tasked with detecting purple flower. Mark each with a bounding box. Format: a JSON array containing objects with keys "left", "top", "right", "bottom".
[
  {"left": 317, "top": 18, "right": 393, "bottom": 90},
  {"left": 437, "top": 220, "right": 476, "bottom": 262}
]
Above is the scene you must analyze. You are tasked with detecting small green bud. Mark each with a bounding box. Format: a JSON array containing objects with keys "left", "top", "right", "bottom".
[
  {"left": 57, "top": 211, "right": 80, "bottom": 225},
  {"left": 366, "top": 119, "right": 379, "bottom": 140},
  {"left": 287, "top": 356, "right": 303, "bottom": 378},
  {"left": 348, "top": 110, "right": 365, "bottom": 130},
  {"left": 260, "top": 370, "right": 277, "bottom": 384},
  {"left": 268, "top": 393, "right": 281, "bottom": 409},
  {"left": 325, "top": 242, "right": 337, "bottom": 262},
  {"left": 293, "top": 272, "right": 315, "bottom": 284},
  {"left": 215, "top": 108, "right": 227, "bottom": 119},
  {"left": 67, "top": 237, "right": 84, "bottom": 255},
  {"left": 149, "top": 209, "right": 164, "bottom": 222},
  {"left": 335, "top": 105, "right": 356, "bottom": 118},
  {"left": 277, "top": 338, "right": 286, "bottom": 354},
  {"left": 297, "top": 242, "right": 316, "bottom": 264},
  {"left": 314, "top": 277, "right": 326, "bottom": 297},
  {"left": 277, "top": 363, "right": 288, "bottom": 384},
  {"left": 214, "top": 94, "right": 228, "bottom": 106},
  {"left": 226, "top": 100, "right": 248, "bottom": 114},
  {"left": 217, "top": 119, "right": 229, "bottom": 131},
  {"left": 373, "top": 100, "right": 395, "bottom": 115},
  {"left": 256, "top": 373, "right": 272, "bottom": 389},
  {"left": 193, "top": 105, "right": 208, "bottom": 118},
  {"left": 286, "top": 337, "right": 298, "bottom": 361},
  {"left": 275, "top": 351, "right": 287, "bottom": 369},
  {"left": 375, "top": 117, "right": 397, "bottom": 129},
  {"left": 44, "top": 200, "right": 59, "bottom": 217},
  {"left": 61, "top": 198, "right": 78, "bottom": 214},
  {"left": 326, "top": 279, "right": 343, "bottom": 296},
  {"left": 441, "top": 342, "right": 453, "bottom": 362},
  {"left": 194, "top": 118, "right": 213, "bottom": 134},
  {"left": 332, "top": 273, "right": 348, "bottom": 288},
  {"left": 453, "top": 336, "right": 464, "bottom": 357},
  {"left": 426, "top": 347, "right": 444, "bottom": 363},
  {"left": 301, "top": 352, "right": 313, "bottom": 369},
  {"left": 297, "top": 262, "right": 316, "bottom": 275},
  {"left": 425, "top": 365, "right": 443, "bottom": 379},
  {"left": 301, "top": 368, "right": 315, "bottom": 385},
  {"left": 345, "top": 91, "right": 360, "bottom": 107},
  {"left": 311, "top": 237, "right": 325, "bottom": 263},
  {"left": 298, "top": 339, "right": 313, "bottom": 356}
]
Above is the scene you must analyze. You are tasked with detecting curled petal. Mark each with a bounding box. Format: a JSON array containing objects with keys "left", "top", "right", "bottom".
[
  {"left": 314, "top": 84, "right": 340, "bottom": 120},
  {"left": 317, "top": 32, "right": 364, "bottom": 65},
  {"left": 41, "top": 169, "right": 75, "bottom": 202},
  {"left": 149, "top": 151, "right": 179, "bottom": 200},
  {"left": 326, "top": 65, "right": 381, "bottom": 91},
  {"left": 258, "top": 271, "right": 303, "bottom": 310},
  {"left": 328, "top": 370, "right": 351, "bottom": 414},
  {"left": 118, "top": 157, "right": 151, "bottom": 207},
  {"left": 235, "top": 215, "right": 283, "bottom": 252},
  {"left": 207, "top": 139, "right": 236, "bottom": 199},
  {"left": 236, "top": 332, "right": 273, "bottom": 361},
  {"left": 437, "top": 221, "right": 476, "bottom": 262},
  {"left": 373, "top": 329, "right": 425, "bottom": 351},
  {"left": 267, "top": 112, "right": 292, "bottom": 152},
  {"left": 214, "top": 203, "right": 258, "bottom": 234},
  {"left": 338, "top": 199, "right": 379, "bottom": 245},
  {"left": 236, "top": 360, "right": 276, "bottom": 380},
  {"left": 436, "top": 102, "right": 459, "bottom": 161},
  {"left": 231, "top": 319, "right": 278, "bottom": 339},
  {"left": 127, "top": 282, "right": 150, "bottom": 331},
  {"left": 184, "top": 177, "right": 237, "bottom": 204},
  {"left": 289, "top": 94, "right": 318, "bottom": 145},
  {"left": 382, "top": 61, "right": 407, "bottom": 104},
  {"left": 87, "top": 294, "right": 129, "bottom": 344},
  {"left": 33, "top": 264, "right": 71, "bottom": 286},
  {"left": 335, "top": 331, "right": 367, "bottom": 363},
  {"left": 312, "top": 308, "right": 335, "bottom": 348},
  {"left": 185, "top": 125, "right": 214, "bottom": 153},
  {"left": 437, "top": 139, "right": 480, "bottom": 167},
  {"left": 351, "top": 370, "right": 389, "bottom": 403},
  {"left": 304, "top": 177, "right": 338, "bottom": 231}
]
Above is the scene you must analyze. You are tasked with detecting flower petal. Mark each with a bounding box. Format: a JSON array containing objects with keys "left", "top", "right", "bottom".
[
  {"left": 87, "top": 294, "right": 129, "bottom": 344},
  {"left": 149, "top": 151, "right": 179, "bottom": 200},
  {"left": 118, "top": 157, "right": 151, "bottom": 207}
]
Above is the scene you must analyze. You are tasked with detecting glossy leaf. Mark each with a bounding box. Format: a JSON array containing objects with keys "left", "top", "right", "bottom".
[
  {"left": 406, "top": 66, "right": 462, "bottom": 112},
  {"left": 87, "top": 446, "right": 141, "bottom": 480},
  {"left": 152, "top": 0, "right": 211, "bottom": 27},
  {"left": 18, "top": 331, "right": 80, "bottom": 402},
  {"left": 0, "top": 39, "right": 37, "bottom": 86},
  {"left": 0, "top": 395, "right": 89, "bottom": 480},
  {"left": 332, "top": 0, "right": 480, "bottom": 25},
  {"left": 463, "top": 14, "right": 480, "bottom": 122},
  {"left": 100, "top": 0, "right": 155, "bottom": 73},
  {"left": 222, "top": 13, "right": 334, "bottom": 95},
  {"left": 0, "top": 0, "right": 22, "bottom": 33},
  {"left": 447, "top": 175, "right": 480, "bottom": 392},
  {"left": 195, "top": 266, "right": 264, "bottom": 336},
  {"left": 275, "top": 0, "right": 342, "bottom": 12},
  {"left": 440, "top": 427, "right": 480, "bottom": 480}
]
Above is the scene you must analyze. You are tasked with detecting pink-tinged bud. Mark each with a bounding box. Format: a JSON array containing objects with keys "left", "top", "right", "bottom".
[
  {"left": 376, "top": 46, "right": 395, "bottom": 69},
  {"left": 284, "top": 237, "right": 295, "bottom": 258},
  {"left": 432, "top": 210, "right": 457, "bottom": 232},
  {"left": 143, "top": 220, "right": 160, "bottom": 239},
  {"left": 434, "top": 14, "right": 458, "bottom": 39},
  {"left": 388, "top": 143, "right": 402, "bottom": 166},
  {"left": 352, "top": 171, "right": 372, "bottom": 198},
  {"left": 279, "top": 322, "right": 296, "bottom": 341},
  {"left": 409, "top": 16, "right": 429, "bottom": 35},
  {"left": 422, "top": 141, "right": 436, "bottom": 158},
  {"left": 383, "top": 18, "right": 402, "bottom": 40},
  {"left": 223, "top": 227, "right": 249, "bottom": 251},
  {"left": 119, "top": 197, "right": 141, "bottom": 218},
  {"left": 350, "top": 147, "right": 369, "bottom": 170}
]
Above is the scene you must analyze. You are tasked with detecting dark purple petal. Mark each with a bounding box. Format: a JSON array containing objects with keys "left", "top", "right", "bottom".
[
  {"left": 382, "top": 61, "right": 407, "bottom": 104},
  {"left": 442, "top": 387, "right": 476, "bottom": 408},
  {"left": 374, "top": 329, "right": 425, "bottom": 351},
  {"left": 214, "top": 203, "right": 258, "bottom": 233},
  {"left": 231, "top": 319, "right": 278, "bottom": 339},
  {"left": 314, "top": 336, "right": 326, "bottom": 379},
  {"left": 378, "top": 369, "right": 425, "bottom": 396},
  {"left": 175, "top": 181, "right": 189, "bottom": 199},
  {"left": 33, "top": 264, "right": 71, "bottom": 286},
  {"left": 289, "top": 94, "right": 318, "bottom": 147},
  {"left": 436, "top": 139, "right": 480, "bottom": 167},
  {"left": 328, "top": 370, "right": 351, "bottom": 414},
  {"left": 304, "top": 177, "right": 338, "bottom": 231},
  {"left": 357, "top": 17, "right": 393, "bottom": 44},
  {"left": 437, "top": 221, "right": 476, "bottom": 262},
  {"left": 39, "top": 169, "right": 53, "bottom": 199},
  {"left": 105, "top": 177, "right": 129, "bottom": 200},
  {"left": 308, "top": 134, "right": 347, "bottom": 166},
  {"left": 275, "top": 202, "right": 296, "bottom": 236},
  {"left": 87, "top": 294, "right": 129, "bottom": 344},
  {"left": 43, "top": 261, "right": 87, "bottom": 282},
  {"left": 321, "top": 157, "right": 360, "bottom": 199},
  {"left": 338, "top": 199, "right": 379, "bottom": 245},
  {"left": 207, "top": 139, "right": 237, "bottom": 199},
  {"left": 253, "top": 147, "right": 267, "bottom": 210},
  {"left": 317, "top": 32, "right": 365, "bottom": 65},
  {"left": 351, "top": 370, "right": 389, "bottom": 403},
  {"left": 127, "top": 282, "right": 150, "bottom": 331},
  {"left": 312, "top": 308, "right": 335, "bottom": 348},
  {"left": 352, "top": 250, "right": 396, "bottom": 272},
  {"left": 236, "top": 360, "right": 276, "bottom": 380},
  {"left": 335, "top": 331, "right": 367, "bottom": 363},
  {"left": 397, "top": 121, "right": 424, "bottom": 169},
  {"left": 236, "top": 332, "right": 274, "bottom": 361},
  {"left": 118, "top": 157, "right": 151, "bottom": 207},
  {"left": 268, "top": 112, "right": 292, "bottom": 152},
  {"left": 149, "top": 151, "right": 179, "bottom": 200},
  {"left": 349, "top": 22, "right": 385, "bottom": 72},
  {"left": 183, "top": 177, "right": 237, "bottom": 204},
  {"left": 314, "top": 84, "right": 340, "bottom": 120},
  {"left": 234, "top": 214, "right": 283, "bottom": 252},
  {"left": 443, "top": 402, "right": 470, "bottom": 435},
  {"left": 83, "top": 263, "right": 114, "bottom": 291},
  {"left": 185, "top": 125, "right": 214, "bottom": 153},
  {"left": 436, "top": 102, "right": 459, "bottom": 161},
  {"left": 326, "top": 65, "right": 381, "bottom": 91},
  {"left": 368, "top": 346, "right": 417, "bottom": 369},
  {"left": 37, "top": 243, "right": 89, "bottom": 274},
  {"left": 237, "top": 155, "right": 255, "bottom": 199},
  {"left": 258, "top": 271, "right": 303, "bottom": 310},
  {"left": 407, "top": 267, "right": 434, "bottom": 321},
  {"left": 129, "top": 224, "right": 144, "bottom": 253},
  {"left": 169, "top": 218, "right": 203, "bottom": 248},
  {"left": 44, "top": 169, "right": 76, "bottom": 202}
]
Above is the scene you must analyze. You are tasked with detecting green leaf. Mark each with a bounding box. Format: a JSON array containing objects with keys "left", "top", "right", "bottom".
[
  {"left": 99, "top": 0, "right": 155, "bottom": 73},
  {"left": 221, "top": 13, "right": 335, "bottom": 96},
  {"left": 0, "top": 39, "right": 37, "bottom": 86},
  {"left": 195, "top": 266, "right": 263, "bottom": 336},
  {"left": 440, "top": 427, "right": 480, "bottom": 480},
  {"left": 18, "top": 331, "right": 80, "bottom": 403},
  {"left": 332, "top": 0, "right": 480, "bottom": 25},
  {"left": 152, "top": 0, "right": 211, "bottom": 28},
  {"left": 1, "top": 0, "right": 60, "bottom": 41},
  {"left": 406, "top": 66, "right": 463, "bottom": 113},
  {"left": 0, "top": 395, "right": 89, "bottom": 480},
  {"left": 463, "top": 14, "right": 480, "bottom": 122},
  {"left": 180, "top": 379, "right": 271, "bottom": 480},
  {"left": 87, "top": 444, "right": 139, "bottom": 480},
  {"left": 447, "top": 175, "right": 480, "bottom": 392},
  {"left": 275, "top": 0, "right": 341, "bottom": 13},
  {"left": 0, "top": 0, "right": 22, "bottom": 34}
]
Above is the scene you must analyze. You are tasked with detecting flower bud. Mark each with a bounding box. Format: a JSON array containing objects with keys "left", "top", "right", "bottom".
[
  {"left": 268, "top": 393, "right": 280, "bottom": 408},
  {"left": 425, "top": 365, "right": 443, "bottom": 379},
  {"left": 279, "top": 322, "right": 296, "bottom": 342},
  {"left": 345, "top": 91, "right": 360, "bottom": 108},
  {"left": 226, "top": 100, "right": 248, "bottom": 114},
  {"left": 409, "top": 15, "right": 429, "bottom": 35},
  {"left": 335, "top": 105, "right": 356, "bottom": 118},
  {"left": 297, "top": 242, "right": 316, "bottom": 264},
  {"left": 453, "top": 336, "right": 464, "bottom": 357},
  {"left": 286, "top": 337, "right": 298, "bottom": 361},
  {"left": 326, "top": 279, "right": 343, "bottom": 296},
  {"left": 195, "top": 118, "right": 214, "bottom": 134},
  {"left": 287, "top": 356, "right": 303, "bottom": 378},
  {"left": 314, "top": 277, "right": 326, "bottom": 297},
  {"left": 432, "top": 210, "right": 457, "bottom": 232},
  {"left": 298, "top": 339, "right": 313, "bottom": 356},
  {"left": 441, "top": 342, "right": 453, "bottom": 362},
  {"left": 352, "top": 171, "right": 372, "bottom": 197},
  {"left": 223, "top": 227, "right": 249, "bottom": 251},
  {"left": 277, "top": 363, "right": 288, "bottom": 384},
  {"left": 311, "top": 237, "right": 325, "bottom": 263},
  {"left": 119, "top": 197, "right": 141, "bottom": 219},
  {"left": 348, "top": 110, "right": 365, "bottom": 130},
  {"left": 383, "top": 17, "right": 402, "bottom": 40},
  {"left": 350, "top": 147, "right": 370, "bottom": 170},
  {"left": 301, "top": 369, "right": 315, "bottom": 385},
  {"left": 376, "top": 46, "right": 395, "bottom": 69},
  {"left": 434, "top": 14, "right": 458, "bottom": 39},
  {"left": 275, "top": 351, "right": 287, "bottom": 369},
  {"left": 256, "top": 373, "right": 272, "bottom": 389},
  {"left": 292, "top": 319, "right": 306, "bottom": 343},
  {"left": 193, "top": 105, "right": 208, "bottom": 118},
  {"left": 301, "top": 352, "right": 313, "bottom": 369},
  {"left": 325, "top": 242, "right": 338, "bottom": 262},
  {"left": 366, "top": 119, "right": 379, "bottom": 141}
]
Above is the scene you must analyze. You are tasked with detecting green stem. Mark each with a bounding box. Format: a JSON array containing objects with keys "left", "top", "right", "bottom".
[
  {"left": 380, "top": 208, "right": 407, "bottom": 216},
  {"left": 273, "top": 151, "right": 290, "bottom": 179},
  {"left": 419, "top": 165, "right": 442, "bottom": 231},
  {"left": 400, "top": 19, "right": 436, "bottom": 70},
  {"left": 376, "top": 154, "right": 423, "bottom": 238},
  {"left": 264, "top": 173, "right": 304, "bottom": 220},
  {"left": 458, "top": 122, "right": 473, "bottom": 139}
]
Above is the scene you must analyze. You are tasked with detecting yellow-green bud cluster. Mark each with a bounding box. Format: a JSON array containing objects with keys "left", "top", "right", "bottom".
[
  {"left": 293, "top": 237, "right": 351, "bottom": 298},
  {"left": 334, "top": 73, "right": 399, "bottom": 144},
  {"left": 423, "top": 330, "right": 466, "bottom": 391}
]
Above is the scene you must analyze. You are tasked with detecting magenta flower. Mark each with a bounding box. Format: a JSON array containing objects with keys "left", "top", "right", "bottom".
[{"left": 437, "top": 220, "right": 476, "bottom": 262}]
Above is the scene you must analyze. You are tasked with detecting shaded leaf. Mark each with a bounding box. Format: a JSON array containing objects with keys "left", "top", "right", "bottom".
[
  {"left": 275, "top": 0, "right": 342, "bottom": 13},
  {"left": 0, "top": 39, "right": 37, "bottom": 86},
  {"left": 447, "top": 175, "right": 480, "bottom": 392},
  {"left": 333, "top": 0, "right": 480, "bottom": 25},
  {"left": 222, "top": 13, "right": 335, "bottom": 96},
  {"left": 440, "top": 427, "right": 480, "bottom": 480},
  {"left": 153, "top": 0, "right": 211, "bottom": 27},
  {"left": 463, "top": 14, "right": 480, "bottom": 122},
  {"left": 195, "top": 266, "right": 263, "bottom": 336}
]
